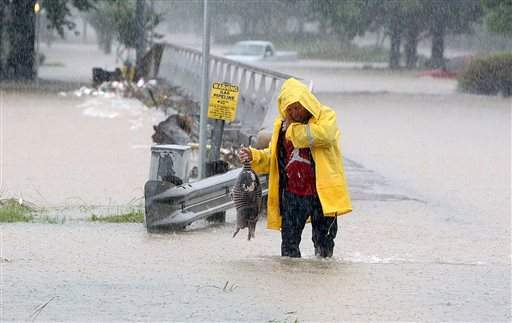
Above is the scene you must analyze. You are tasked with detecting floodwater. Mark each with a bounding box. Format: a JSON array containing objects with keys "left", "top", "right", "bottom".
[
  {"left": 0, "top": 90, "right": 163, "bottom": 208},
  {"left": 1, "top": 43, "right": 511, "bottom": 321}
]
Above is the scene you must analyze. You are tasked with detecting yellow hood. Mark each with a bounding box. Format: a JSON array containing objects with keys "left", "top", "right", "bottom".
[{"left": 278, "top": 78, "right": 321, "bottom": 120}]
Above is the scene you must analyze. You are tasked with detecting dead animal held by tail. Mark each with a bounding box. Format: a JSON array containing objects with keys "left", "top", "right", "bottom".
[{"left": 231, "top": 161, "right": 262, "bottom": 240}]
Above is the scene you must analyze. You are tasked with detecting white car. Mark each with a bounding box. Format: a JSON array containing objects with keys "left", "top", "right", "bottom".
[{"left": 224, "top": 41, "right": 298, "bottom": 63}]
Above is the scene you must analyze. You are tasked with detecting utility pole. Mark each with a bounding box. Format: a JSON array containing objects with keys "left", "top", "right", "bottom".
[
  {"left": 135, "top": 0, "right": 145, "bottom": 69},
  {"left": 198, "top": 0, "right": 210, "bottom": 179}
]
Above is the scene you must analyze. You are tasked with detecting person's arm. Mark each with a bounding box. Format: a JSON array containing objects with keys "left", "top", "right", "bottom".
[
  {"left": 285, "top": 109, "right": 338, "bottom": 148},
  {"left": 249, "top": 146, "right": 271, "bottom": 175},
  {"left": 239, "top": 145, "right": 271, "bottom": 175}
]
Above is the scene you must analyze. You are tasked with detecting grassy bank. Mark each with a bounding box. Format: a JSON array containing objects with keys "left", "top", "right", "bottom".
[
  {"left": 90, "top": 209, "right": 144, "bottom": 223},
  {"left": 0, "top": 200, "right": 65, "bottom": 223},
  {"left": 0, "top": 200, "right": 33, "bottom": 222},
  {"left": 0, "top": 198, "right": 145, "bottom": 224}
]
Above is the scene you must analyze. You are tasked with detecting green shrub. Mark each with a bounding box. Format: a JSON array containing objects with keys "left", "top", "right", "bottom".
[
  {"left": 0, "top": 201, "right": 33, "bottom": 222},
  {"left": 458, "top": 53, "right": 512, "bottom": 96},
  {"left": 90, "top": 210, "right": 144, "bottom": 223}
]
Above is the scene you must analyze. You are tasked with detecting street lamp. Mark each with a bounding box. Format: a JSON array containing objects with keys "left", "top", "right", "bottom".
[{"left": 34, "top": 1, "right": 41, "bottom": 86}]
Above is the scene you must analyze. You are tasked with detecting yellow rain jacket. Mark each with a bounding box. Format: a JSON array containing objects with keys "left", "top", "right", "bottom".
[{"left": 250, "top": 78, "right": 352, "bottom": 230}]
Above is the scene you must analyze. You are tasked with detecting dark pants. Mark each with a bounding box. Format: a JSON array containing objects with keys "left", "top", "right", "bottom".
[{"left": 280, "top": 191, "right": 338, "bottom": 258}]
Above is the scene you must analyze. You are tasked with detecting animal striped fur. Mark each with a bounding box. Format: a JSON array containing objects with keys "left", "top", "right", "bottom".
[{"left": 231, "top": 161, "right": 262, "bottom": 240}]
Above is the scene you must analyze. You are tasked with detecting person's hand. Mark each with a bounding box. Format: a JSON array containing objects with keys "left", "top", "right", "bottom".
[
  {"left": 282, "top": 114, "right": 293, "bottom": 132},
  {"left": 239, "top": 147, "right": 253, "bottom": 163}
]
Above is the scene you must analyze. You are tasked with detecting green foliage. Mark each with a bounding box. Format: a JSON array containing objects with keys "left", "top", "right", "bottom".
[
  {"left": 305, "top": 0, "right": 482, "bottom": 68},
  {"left": 86, "top": 0, "right": 162, "bottom": 49},
  {"left": 112, "top": 1, "right": 140, "bottom": 49},
  {"left": 0, "top": 0, "right": 97, "bottom": 80},
  {"left": 426, "top": 0, "right": 482, "bottom": 68},
  {"left": 369, "top": 0, "right": 426, "bottom": 33},
  {"left": 458, "top": 52, "right": 512, "bottom": 96},
  {"left": 42, "top": 0, "right": 97, "bottom": 37},
  {"left": 209, "top": 0, "right": 291, "bottom": 38},
  {"left": 85, "top": 1, "right": 117, "bottom": 39},
  {"left": 482, "top": 0, "right": 512, "bottom": 36},
  {"left": 309, "top": 0, "right": 375, "bottom": 45},
  {"left": 90, "top": 210, "right": 144, "bottom": 223},
  {"left": 0, "top": 199, "right": 65, "bottom": 223},
  {"left": 0, "top": 201, "right": 33, "bottom": 222},
  {"left": 421, "top": 0, "right": 482, "bottom": 33},
  {"left": 268, "top": 319, "right": 300, "bottom": 323}
]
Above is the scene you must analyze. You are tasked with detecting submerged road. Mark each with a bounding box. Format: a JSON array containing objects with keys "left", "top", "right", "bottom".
[{"left": 1, "top": 44, "right": 511, "bottom": 321}]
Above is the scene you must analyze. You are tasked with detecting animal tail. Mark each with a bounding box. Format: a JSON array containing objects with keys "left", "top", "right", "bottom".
[
  {"left": 232, "top": 227, "right": 241, "bottom": 238},
  {"left": 248, "top": 223, "right": 256, "bottom": 241}
]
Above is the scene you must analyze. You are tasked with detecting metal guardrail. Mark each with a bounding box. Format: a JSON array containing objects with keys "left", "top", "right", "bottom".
[
  {"left": 144, "top": 168, "right": 268, "bottom": 230},
  {"left": 158, "top": 42, "right": 295, "bottom": 137}
]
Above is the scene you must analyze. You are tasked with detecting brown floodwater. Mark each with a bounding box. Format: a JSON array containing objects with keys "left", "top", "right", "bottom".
[{"left": 1, "top": 56, "right": 510, "bottom": 321}]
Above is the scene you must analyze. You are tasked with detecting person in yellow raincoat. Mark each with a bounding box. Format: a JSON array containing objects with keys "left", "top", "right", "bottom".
[{"left": 239, "top": 78, "right": 352, "bottom": 258}]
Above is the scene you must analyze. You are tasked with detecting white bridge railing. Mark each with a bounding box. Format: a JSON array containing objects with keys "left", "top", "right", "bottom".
[
  {"left": 145, "top": 43, "right": 312, "bottom": 230},
  {"left": 158, "top": 42, "right": 302, "bottom": 140}
]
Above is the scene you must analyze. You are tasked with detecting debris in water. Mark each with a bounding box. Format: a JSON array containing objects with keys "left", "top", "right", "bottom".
[
  {"left": 29, "top": 296, "right": 57, "bottom": 321},
  {"left": 195, "top": 280, "right": 238, "bottom": 293},
  {"left": 151, "top": 113, "right": 198, "bottom": 145},
  {"left": 222, "top": 280, "right": 238, "bottom": 292}
]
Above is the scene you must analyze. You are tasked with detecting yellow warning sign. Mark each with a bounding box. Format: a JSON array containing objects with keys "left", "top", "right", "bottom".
[{"left": 208, "top": 82, "right": 240, "bottom": 122}]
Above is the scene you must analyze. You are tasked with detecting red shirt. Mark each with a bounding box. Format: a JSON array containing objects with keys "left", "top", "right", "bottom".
[{"left": 283, "top": 138, "right": 317, "bottom": 196}]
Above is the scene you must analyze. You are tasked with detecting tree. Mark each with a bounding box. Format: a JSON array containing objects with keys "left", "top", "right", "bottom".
[
  {"left": 156, "top": 0, "right": 201, "bottom": 34},
  {"left": 373, "top": 0, "right": 482, "bottom": 68},
  {"left": 85, "top": 2, "right": 117, "bottom": 54},
  {"left": 482, "top": 0, "right": 512, "bottom": 36},
  {"left": 86, "top": 0, "right": 162, "bottom": 59},
  {"left": 0, "top": 0, "right": 96, "bottom": 81},
  {"left": 401, "top": 1, "right": 426, "bottom": 68},
  {"left": 280, "top": 0, "right": 312, "bottom": 38},
  {"left": 372, "top": 0, "right": 406, "bottom": 69},
  {"left": 365, "top": 0, "right": 424, "bottom": 69},
  {"left": 1, "top": 0, "right": 37, "bottom": 80},
  {"left": 43, "top": 0, "right": 96, "bottom": 36},
  {"left": 372, "top": 0, "right": 482, "bottom": 69},
  {"left": 309, "top": 0, "right": 375, "bottom": 47},
  {"left": 423, "top": 0, "right": 482, "bottom": 68},
  {"left": 207, "top": 0, "right": 289, "bottom": 40}
]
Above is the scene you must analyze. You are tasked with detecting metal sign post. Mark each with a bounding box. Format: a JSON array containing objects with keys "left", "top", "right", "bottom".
[
  {"left": 210, "top": 119, "right": 224, "bottom": 161},
  {"left": 198, "top": 0, "right": 210, "bottom": 179}
]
